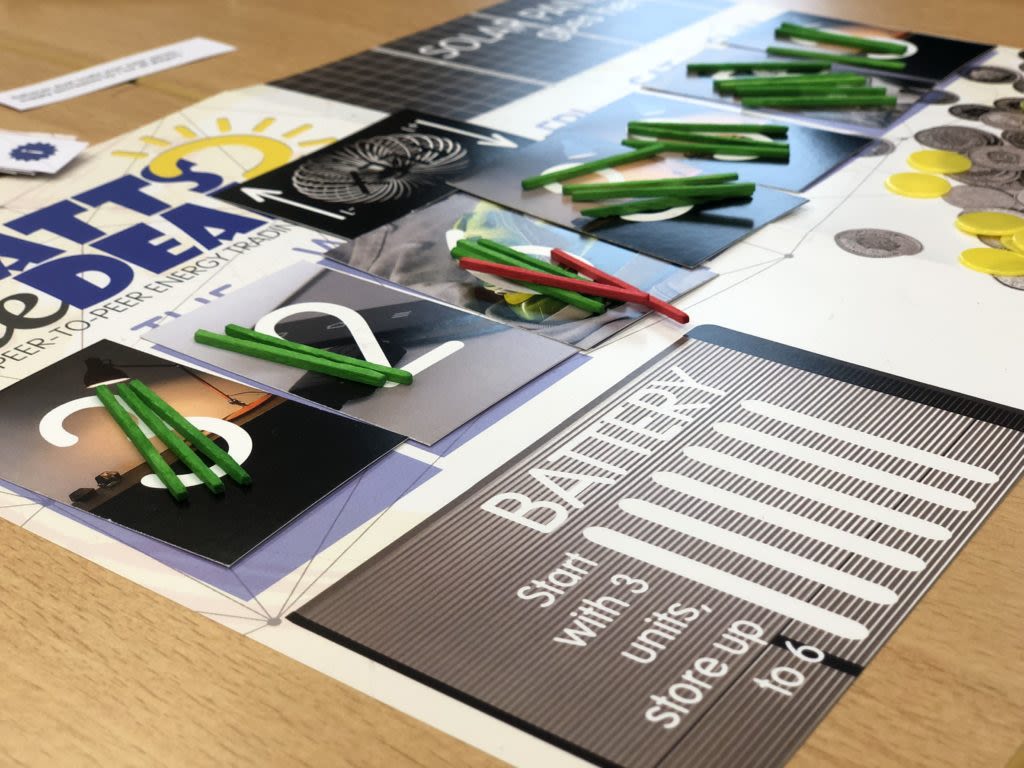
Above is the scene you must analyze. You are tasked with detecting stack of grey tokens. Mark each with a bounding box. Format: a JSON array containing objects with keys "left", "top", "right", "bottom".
[{"left": 834, "top": 60, "right": 1024, "bottom": 291}]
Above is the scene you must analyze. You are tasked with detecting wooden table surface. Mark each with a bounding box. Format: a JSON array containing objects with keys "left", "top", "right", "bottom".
[{"left": 1, "top": 1, "right": 1022, "bottom": 766}]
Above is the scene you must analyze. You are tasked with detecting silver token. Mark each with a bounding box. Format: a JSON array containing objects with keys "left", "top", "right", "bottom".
[
  {"left": 1004, "top": 131, "right": 1024, "bottom": 150},
  {"left": 1017, "top": 189, "right": 1024, "bottom": 206},
  {"left": 922, "top": 90, "right": 958, "bottom": 104},
  {"left": 834, "top": 229, "right": 923, "bottom": 258},
  {"left": 963, "top": 66, "right": 1019, "bottom": 84},
  {"left": 1015, "top": 79, "right": 1024, "bottom": 93},
  {"left": 915, "top": 125, "right": 1001, "bottom": 151},
  {"left": 943, "top": 185, "right": 1018, "bottom": 209},
  {"left": 949, "top": 104, "right": 992, "bottom": 120},
  {"left": 980, "top": 110, "right": 1024, "bottom": 131},
  {"left": 994, "top": 275, "right": 1024, "bottom": 290},
  {"left": 968, "top": 144, "right": 1024, "bottom": 170},
  {"left": 958, "top": 207, "right": 1023, "bottom": 217},
  {"left": 948, "top": 167, "right": 1021, "bottom": 189},
  {"left": 994, "top": 97, "right": 1024, "bottom": 110},
  {"left": 860, "top": 139, "right": 895, "bottom": 156}
]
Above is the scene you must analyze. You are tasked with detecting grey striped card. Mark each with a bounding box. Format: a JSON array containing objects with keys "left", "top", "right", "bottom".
[{"left": 292, "top": 326, "right": 1024, "bottom": 768}]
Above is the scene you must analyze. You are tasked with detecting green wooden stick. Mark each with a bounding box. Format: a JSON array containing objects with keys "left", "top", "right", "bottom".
[
  {"left": 766, "top": 45, "right": 907, "bottom": 71},
  {"left": 570, "top": 182, "right": 755, "bottom": 203},
  {"left": 223, "top": 325, "right": 412, "bottom": 385},
  {"left": 627, "top": 121, "right": 789, "bottom": 136},
  {"left": 777, "top": 22, "right": 908, "bottom": 55},
  {"left": 521, "top": 144, "right": 665, "bottom": 189},
  {"left": 94, "top": 384, "right": 188, "bottom": 502},
  {"left": 741, "top": 94, "right": 897, "bottom": 108},
  {"left": 452, "top": 241, "right": 606, "bottom": 315},
  {"left": 722, "top": 85, "right": 887, "bottom": 98},
  {"left": 712, "top": 73, "right": 867, "bottom": 90},
  {"left": 116, "top": 383, "right": 224, "bottom": 494},
  {"left": 686, "top": 60, "right": 831, "bottom": 74},
  {"left": 719, "top": 82, "right": 871, "bottom": 96},
  {"left": 581, "top": 196, "right": 738, "bottom": 218},
  {"left": 562, "top": 173, "right": 740, "bottom": 193},
  {"left": 628, "top": 127, "right": 790, "bottom": 149},
  {"left": 473, "top": 238, "right": 581, "bottom": 279},
  {"left": 195, "top": 330, "right": 388, "bottom": 387},
  {"left": 622, "top": 138, "right": 789, "bottom": 159},
  {"left": 128, "top": 379, "right": 252, "bottom": 486}
]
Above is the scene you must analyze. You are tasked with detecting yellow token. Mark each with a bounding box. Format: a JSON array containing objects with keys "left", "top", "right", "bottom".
[
  {"left": 503, "top": 292, "right": 534, "bottom": 305},
  {"left": 1001, "top": 234, "right": 1024, "bottom": 254},
  {"left": 907, "top": 149, "right": 971, "bottom": 174},
  {"left": 959, "top": 247, "right": 1024, "bottom": 276},
  {"left": 884, "top": 172, "right": 951, "bottom": 198},
  {"left": 954, "top": 211, "right": 1024, "bottom": 236}
]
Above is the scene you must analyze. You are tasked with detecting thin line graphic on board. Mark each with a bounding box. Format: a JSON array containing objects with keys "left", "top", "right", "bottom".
[
  {"left": 199, "top": 611, "right": 269, "bottom": 623},
  {"left": 589, "top": 136, "right": 899, "bottom": 353},
  {"left": 277, "top": 448, "right": 446, "bottom": 617},
  {"left": 16, "top": 507, "right": 43, "bottom": 528},
  {"left": 172, "top": 568, "right": 275, "bottom": 620},
  {"left": 231, "top": 568, "right": 275, "bottom": 620},
  {"left": 27, "top": 498, "right": 273, "bottom": 621},
  {"left": 278, "top": 416, "right": 482, "bottom": 617},
  {"left": 270, "top": 467, "right": 375, "bottom": 619}
]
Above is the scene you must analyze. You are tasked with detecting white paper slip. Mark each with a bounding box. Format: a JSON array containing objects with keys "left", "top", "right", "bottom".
[
  {"left": 0, "top": 131, "right": 88, "bottom": 174},
  {"left": 0, "top": 37, "right": 235, "bottom": 111}
]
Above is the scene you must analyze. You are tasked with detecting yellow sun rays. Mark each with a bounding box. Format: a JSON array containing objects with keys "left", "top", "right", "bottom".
[{"left": 110, "top": 117, "right": 337, "bottom": 173}]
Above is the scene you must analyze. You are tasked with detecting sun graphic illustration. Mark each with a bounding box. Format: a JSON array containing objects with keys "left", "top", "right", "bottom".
[{"left": 111, "top": 117, "right": 337, "bottom": 180}]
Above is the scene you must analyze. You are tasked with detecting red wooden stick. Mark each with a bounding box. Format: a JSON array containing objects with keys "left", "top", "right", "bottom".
[
  {"left": 550, "top": 248, "right": 690, "bottom": 324},
  {"left": 457, "top": 257, "right": 648, "bottom": 304}
]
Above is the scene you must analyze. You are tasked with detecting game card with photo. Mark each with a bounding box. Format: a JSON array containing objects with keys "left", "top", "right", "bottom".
[
  {"left": 518, "top": 91, "right": 872, "bottom": 192},
  {"left": 146, "top": 262, "right": 576, "bottom": 445},
  {"left": 645, "top": 48, "right": 938, "bottom": 137},
  {"left": 325, "top": 192, "right": 716, "bottom": 349},
  {"left": 453, "top": 95, "right": 808, "bottom": 268},
  {"left": 214, "top": 110, "right": 526, "bottom": 240},
  {"left": 728, "top": 11, "right": 992, "bottom": 84},
  {"left": 0, "top": 340, "right": 405, "bottom": 565}
]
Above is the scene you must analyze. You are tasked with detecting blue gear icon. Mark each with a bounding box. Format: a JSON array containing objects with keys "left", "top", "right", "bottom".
[{"left": 10, "top": 142, "right": 57, "bottom": 162}]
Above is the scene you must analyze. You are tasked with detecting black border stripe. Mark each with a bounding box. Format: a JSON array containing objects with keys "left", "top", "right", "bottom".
[
  {"left": 689, "top": 325, "right": 1024, "bottom": 432},
  {"left": 289, "top": 612, "right": 625, "bottom": 768}
]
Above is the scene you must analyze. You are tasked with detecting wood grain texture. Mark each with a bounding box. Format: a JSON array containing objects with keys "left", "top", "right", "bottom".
[
  {"left": 0, "top": 519, "right": 501, "bottom": 767},
  {"left": 0, "top": 1, "right": 1022, "bottom": 766}
]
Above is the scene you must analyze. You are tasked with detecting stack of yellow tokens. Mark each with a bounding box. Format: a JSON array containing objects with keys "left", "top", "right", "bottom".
[
  {"left": 955, "top": 211, "right": 1024, "bottom": 276},
  {"left": 884, "top": 149, "right": 972, "bottom": 199}
]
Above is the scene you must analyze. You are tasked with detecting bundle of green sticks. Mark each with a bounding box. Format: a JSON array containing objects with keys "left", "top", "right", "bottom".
[
  {"left": 521, "top": 121, "right": 776, "bottom": 217},
  {"left": 95, "top": 379, "right": 252, "bottom": 502},
  {"left": 194, "top": 324, "right": 413, "bottom": 387},
  {"left": 687, "top": 22, "right": 905, "bottom": 110},
  {"left": 450, "top": 237, "right": 690, "bottom": 323}
]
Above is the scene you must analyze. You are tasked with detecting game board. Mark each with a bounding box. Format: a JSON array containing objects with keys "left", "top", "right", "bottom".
[{"left": 1, "top": 2, "right": 1022, "bottom": 767}]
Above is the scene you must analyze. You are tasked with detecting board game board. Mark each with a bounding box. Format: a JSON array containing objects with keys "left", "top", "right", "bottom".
[{"left": 1, "top": 2, "right": 1022, "bottom": 767}]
